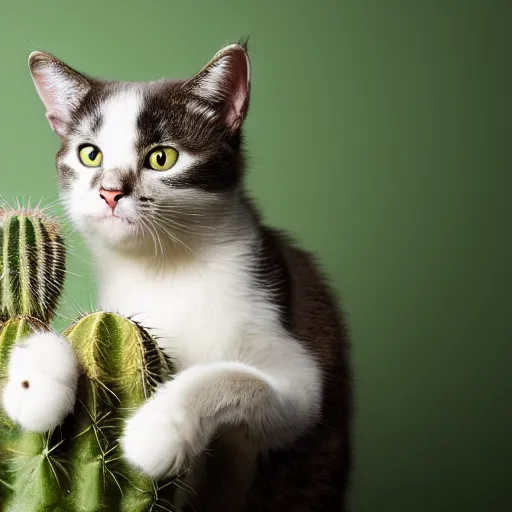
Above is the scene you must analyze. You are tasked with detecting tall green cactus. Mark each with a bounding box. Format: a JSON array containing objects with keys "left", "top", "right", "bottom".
[
  {"left": 0, "top": 207, "right": 179, "bottom": 511},
  {"left": 0, "top": 208, "right": 66, "bottom": 322},
  {"left": 0, "top": 207, "right": 66, "bottom": 507}
]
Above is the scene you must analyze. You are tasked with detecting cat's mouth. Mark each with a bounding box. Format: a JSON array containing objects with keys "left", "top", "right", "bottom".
[
  {"left": 96, "top": 213, "right": 136, "bottom": 226},
  {"left": 88, "top": 212, "right": 140, "bottom": 245}
]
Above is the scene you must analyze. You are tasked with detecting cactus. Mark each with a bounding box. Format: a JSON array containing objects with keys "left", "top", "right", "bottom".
[
  {"left": 3, "top": 312, "right": 177, "bottom": 512},
  {"left": 0, "top": 207, "right": 67, "bottom": 498},
  {"left": 0, "top": 208, "right": 66, "bottom": 322},
  {"left": 0, "top": 207, "right": 178, "bottom": 511},
  {"left": 64, "top": 312, "right": 176, "bottom": 511},
  {"left": 0, "top": 206, "right": 65, "bottom": 507}
]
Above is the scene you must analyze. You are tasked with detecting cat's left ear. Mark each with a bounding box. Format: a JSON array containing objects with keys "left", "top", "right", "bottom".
[
  {"left": 184, "top": 44, "right": 251, "bottom": 132},
  {"left": 28, "top": 52, "right": 91, "bottom": 136}
]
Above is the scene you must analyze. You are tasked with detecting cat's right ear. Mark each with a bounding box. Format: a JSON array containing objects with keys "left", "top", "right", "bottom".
[
  {"left": 183, "top": 44, "right": 251, "bottom": 132},
  {"left": 28, "top": 52, "right": 91, "bottom": 137}
]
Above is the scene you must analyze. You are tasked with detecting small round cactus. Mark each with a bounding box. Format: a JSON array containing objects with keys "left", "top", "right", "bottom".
[{"left": 0, "top": 208, "right": 66, "bottom": 322}]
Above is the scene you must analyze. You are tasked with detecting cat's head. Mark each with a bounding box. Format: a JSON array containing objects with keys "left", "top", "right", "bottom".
[{"left": 28, "top": 43, "right": 251, "bottom": 255}]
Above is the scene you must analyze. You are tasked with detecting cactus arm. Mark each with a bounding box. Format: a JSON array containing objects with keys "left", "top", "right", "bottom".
[{"left": 0, "top": 210, "right": 66, "bottom": 322}]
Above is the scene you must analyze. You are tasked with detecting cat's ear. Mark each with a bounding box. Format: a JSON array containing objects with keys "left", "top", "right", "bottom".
[
  {"left": 28, "top": 52, "right": 91, "bottom": 136},
  {"left": 184, "top": 43, "right": 251, "bottom": 131}
]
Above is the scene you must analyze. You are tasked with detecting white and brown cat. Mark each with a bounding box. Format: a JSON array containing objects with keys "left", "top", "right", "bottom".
[{"left": 2, "top": 42, "right": 352, "bottom": 511}]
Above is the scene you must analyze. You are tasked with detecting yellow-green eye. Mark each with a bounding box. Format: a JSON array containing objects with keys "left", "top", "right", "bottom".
[
  {"left": 147, "top": 147, "right": 178, "bottom": 171},
  {"left": 79, "top": 145, "right": 103, "bottom": 167}
]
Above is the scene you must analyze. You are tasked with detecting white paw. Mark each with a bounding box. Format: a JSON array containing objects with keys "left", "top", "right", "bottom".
[
  {"left": 120, "top": 384, "right": 204, "bottom": 479},
  {"left": 2, "top": 332, "right": 79, "bottom": 432}
]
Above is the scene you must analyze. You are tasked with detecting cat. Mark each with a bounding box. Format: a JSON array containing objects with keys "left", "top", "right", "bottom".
[{"left": 2, "top": 42, "right": 352, "bottom": 511}]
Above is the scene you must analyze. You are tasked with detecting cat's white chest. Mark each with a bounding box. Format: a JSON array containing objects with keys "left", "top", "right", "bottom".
[{"left": 98, "top": 254, "right": 251, "bottom": 369}]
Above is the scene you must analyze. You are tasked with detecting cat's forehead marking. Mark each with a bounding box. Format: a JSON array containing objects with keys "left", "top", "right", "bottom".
[{"left": 96, "top": 88, "right": 143, "bottom": 170}]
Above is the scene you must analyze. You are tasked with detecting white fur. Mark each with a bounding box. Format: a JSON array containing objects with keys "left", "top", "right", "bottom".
[
  {"left": 2, "top": 332, "right": 79, "bottom": 432},
  {"left": 121, "top": 377, "right": 198, "bottom": 478},
  {"left": 102, "top": 234, "right": 321, "bottom": 478},
  {"left": 96, "top": 90, "right": 141, "bottom": 171},
  {"left": 121, "top": 358, "right": 319, "bottom": 478}
]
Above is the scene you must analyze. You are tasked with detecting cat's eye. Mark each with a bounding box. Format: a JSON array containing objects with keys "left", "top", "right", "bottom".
[
  {"left": 146, "top": 147, "right": 178, "bottom": 171},
  {"left": 78, "top": 144, "right": 103, "bottom": 167}
]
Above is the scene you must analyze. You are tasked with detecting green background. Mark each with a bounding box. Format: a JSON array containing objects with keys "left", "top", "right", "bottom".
[{"left": 1, "top": 1, "right": 510, "bottom": 510}]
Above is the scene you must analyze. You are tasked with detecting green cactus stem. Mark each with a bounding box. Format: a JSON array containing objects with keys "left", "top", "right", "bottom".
[{"left": 0, "top": 209, "right": 66, "bottom": 322}]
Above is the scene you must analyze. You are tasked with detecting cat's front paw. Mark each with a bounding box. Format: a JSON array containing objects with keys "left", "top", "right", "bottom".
[
  {"left": 121, "top": 385, "right": 205, "bottom": 479},
  {"left": 2, "top": 332, "right": 79, "bottom": 432}
]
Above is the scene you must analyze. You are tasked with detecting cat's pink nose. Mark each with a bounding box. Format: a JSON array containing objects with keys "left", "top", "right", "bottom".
[{"left": 99, "top": 189, "right": 124, "bottom": 210}]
